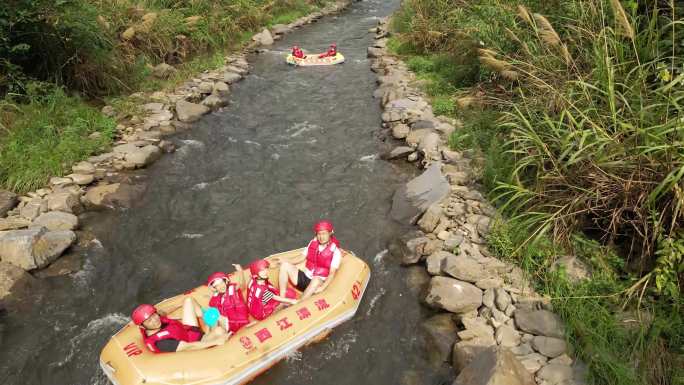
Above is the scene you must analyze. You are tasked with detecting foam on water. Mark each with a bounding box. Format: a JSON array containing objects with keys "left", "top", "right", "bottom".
[
  {"left": 50, "top": 313, "right": 128, "bottom": 369},
  {"left": 192, "top": 182, "right": 209, "bottom": 190},
  {"left": 181, "top": 233, "right": 204, "bottom": 239},
  {"left": 321, "top": 330, "right": 358, "bottom": 359},
  {"left": 244, "top": 140, "right": 262, "bottom": 147},
  {"left": 366, "top": 287, "right": 386, "bottom": 316},
  {"left": 359, "top": 154, "right": 377, "bottom": 162}
]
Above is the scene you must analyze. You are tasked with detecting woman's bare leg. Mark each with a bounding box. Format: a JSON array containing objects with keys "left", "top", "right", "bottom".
[
  {"left": 181, "top": 297, "right": 203, "bottom": 327},
  {"left": 278, "top": 262, "right": 300, "bottom": 296}
]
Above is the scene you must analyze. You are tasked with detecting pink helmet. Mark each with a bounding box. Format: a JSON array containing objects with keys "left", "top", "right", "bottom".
[
  {"left": 313, "top": 220, "right": 334, "bottom": 233},
  {"left": 206, "top": 271, "right": 229, "bottom": 287},
  {"left": 132, "top": 304, "right": 157, "bottom": 325},
  {"left": 249, "top": 259, "right": 270, "bottom": 277}
]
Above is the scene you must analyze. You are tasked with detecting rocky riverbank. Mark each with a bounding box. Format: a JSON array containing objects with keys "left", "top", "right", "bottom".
[
  {"left": 0, "top": 0, "right": 353, "bottom": 301},
  {"left": 370, "top": 18, "right": 588, "bottom": 385}
]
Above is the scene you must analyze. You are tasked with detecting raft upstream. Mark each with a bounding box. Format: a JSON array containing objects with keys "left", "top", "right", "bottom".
[
  {"left": 99, "top": 249, "right": 370, "bottom": 385},
  {"left": 286, "top": 52, "right": 345, "bottom": 66}
]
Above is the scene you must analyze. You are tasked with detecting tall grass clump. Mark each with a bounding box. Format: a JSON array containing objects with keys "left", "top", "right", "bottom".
[
  {"left": 390, "top": 1, "right": 684, "bottom": 384},
  {"left": 0, "top": 83, "right": 115, "bottom": 192}
]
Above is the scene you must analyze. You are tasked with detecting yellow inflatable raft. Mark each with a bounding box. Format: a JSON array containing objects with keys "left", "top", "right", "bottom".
[
  {"left": 99, "top": 249, "right": 370, "bottom": 385},
  {"left": 286, "top": 53, "right": 345, "bottom": 66}
]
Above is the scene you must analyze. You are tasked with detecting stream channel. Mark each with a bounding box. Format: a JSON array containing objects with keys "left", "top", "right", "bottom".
[{"left": 0, "top": 1, "right": 452, "bottom": 384}]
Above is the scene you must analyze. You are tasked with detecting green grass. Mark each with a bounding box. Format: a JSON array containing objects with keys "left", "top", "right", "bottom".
[
  {"left": 487, "top": 219, "right": 684, "bottom": 385},
  {"left": 0, "top": 85, "right": 116, "bottom": 193},
  {"left": 0, "top": 0, "right": 330, "bottom": 193}
]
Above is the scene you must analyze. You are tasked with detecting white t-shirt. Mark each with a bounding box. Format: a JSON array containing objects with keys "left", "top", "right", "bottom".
[{"left": 302, "top": 240, "right": 342, "bottom": 279}]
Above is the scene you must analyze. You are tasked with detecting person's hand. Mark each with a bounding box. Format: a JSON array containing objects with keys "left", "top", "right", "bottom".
[{"left": 289, "top": 299, "right": 298, "bottom": 305}]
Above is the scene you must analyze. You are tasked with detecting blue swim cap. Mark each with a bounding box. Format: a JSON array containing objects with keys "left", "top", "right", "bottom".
[{"left": 203, "top": 307, "right": 220, "bottom": 327}]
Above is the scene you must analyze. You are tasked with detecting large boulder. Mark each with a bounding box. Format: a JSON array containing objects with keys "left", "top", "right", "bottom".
[
  {"left": 0, "top": 261, "right": 34, "bottom": 300},
  {"left": 454, "top": 346, "right": 536, "bottom": 385},
  {"left": 124, "top": 145, "right": 162, "bottom": 168},
  {"left": 0, "top": 190, "right": 18, "bottom": 217},
  {"left": 514, "top": 309, "right": 565, "bottom": 338},
  {"left": 19, "top": 199, "right": 48, "bottom": 220},
  {"left": 223, "top": 71, "right": 243, "bottom": 84},
  {"left": 176, "top": 100, "right": 210, "bottom": 122},
  {"left": 426, "top": 250, "right": 453, "bottom": 275},
  {"left": 0, "top": 228, "right": 75, "bottom": 270},
  {"left": 531, "top": 336, "right": 567, "bottom": 358},
  {"left": 31, "top": 211, "right": 79, "bottom": 231},
  {"left": 47, "top": 191, "right": 82, "bottom": 214},
  {"left": 452, "top": 337, "right": 496, "bottom": 372},
  {"left": 252, "top": 28, "right": 274, "bottom": 45},
  {"left": 71, "top": 161, "right": 95, "bottom": 175},
  {"left": 426, "top": 276, "right": 483, "bottom": 314},
  {"left": 443, "top": 253, "right": 488, "bottom": 283},
  {"left": 83, "top": 183, "right": 145, "bottom": 210},
  {"left": 422, "top": 313, "right": 458, "bottom": 365},
  {"left": 391, "top": 163, "right": 449, "bottom": 223},
  {"left": 152, "top": 63, "right": 177, "bottom": 79}
]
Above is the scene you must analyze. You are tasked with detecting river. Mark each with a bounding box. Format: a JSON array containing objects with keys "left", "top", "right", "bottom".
[{"left": 0, "top": 1, "right": 452, "bottom": 384}]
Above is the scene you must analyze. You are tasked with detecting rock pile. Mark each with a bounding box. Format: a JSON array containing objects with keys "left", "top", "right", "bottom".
[
  {"left": 370, "top": 18, "right": 587, "bottom": 385},
  {"left": 0, "top": 0, "right": 355, "bottom": 300}
]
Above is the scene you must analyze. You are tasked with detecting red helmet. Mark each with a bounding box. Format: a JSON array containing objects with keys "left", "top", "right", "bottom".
[
  {"left": 249, "top": 259, "right": 270, "bottom": 277},
  {"left": 132, "top": 304, "right": 157, "bottom": 325},
  {"left": 313, "top": 220, "right": 334, "bottom": 233},
  {"left": 206, "top": 271, "right": 229, "bottom": 287}
]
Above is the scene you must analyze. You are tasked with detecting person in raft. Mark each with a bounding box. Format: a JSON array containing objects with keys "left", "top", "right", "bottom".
[
  {"left": 247, "top": 259, "right": 298, "bottom": 320},
  {"left": 207, "top": 266, "right": 251, "bottom": 333},
  {"left": 318, "top": 43, "right": 337, "bottom": 58},
  {"left": 291, "top": 45, "right": 306, "bottom": 59},
  {"left": 278, "top": 220, "right": 342, "bottom": 300},
  {"left": 132, "top": 298, "right": 229, "bottom": 353}
]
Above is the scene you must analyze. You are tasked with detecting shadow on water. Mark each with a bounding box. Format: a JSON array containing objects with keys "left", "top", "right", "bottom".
[{"left": 0, "top": 1, "right": 453, "bottom": 384}]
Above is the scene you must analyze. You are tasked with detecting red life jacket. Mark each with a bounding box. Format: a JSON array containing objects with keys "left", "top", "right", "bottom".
[
  {"left": 293, "top": 48, "right": 305, "bottom": 58},
  {"left": 209, "top": 283, "right": 249, "bottom": 333},
  {"left": 247, "top": 280, "right": 296, "bottom": 320},
  {"left": 141, "top": 316, "right": 202, "bottom": 353},
  {"left": 305, "top": 239, "right": 338, "bottom": 278}
]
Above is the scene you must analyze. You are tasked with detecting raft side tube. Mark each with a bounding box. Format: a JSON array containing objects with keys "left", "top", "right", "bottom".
[{"left": 100, "top": 250, "right": 370, "bottom": 385}]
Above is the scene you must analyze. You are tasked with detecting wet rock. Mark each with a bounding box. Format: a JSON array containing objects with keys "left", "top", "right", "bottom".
[
  {"left": 0, "top": 228, "right": 75, "bottom": 270},
  {"left": 125, "top": 145, "right": 162, "bottom": 168},
  {"left": 0, "top": 217, "right": 30, "bottom": 231},
  {"left": 212, "top": 81, "right": 230, "bottom": 96},
  {"left": 384, "top": 146, "right": 414, "bottom": 160},
  {"left": 71, "top": 161, "right": 95, "bottom": 175},
  {"left": 84, "top": 183, "right": 120, "bottom": 209},
  {"left": 252, "top": 28, "right": 274, "bottom": 45},
  {"left": 19, "top": 199, "right": 48, "bottom": 220},
  {"left": 152, "top": 63, "right": 177, "bottom": 79},
  {"left": 405, "top": 265, "right": 431, "bottom": 295},
  {"left": 392, "top": 123, "right": 410, "bottom": 139},
  {"left": 367, "top": 46, "right": 384, "bottom": 58},
  {"left": 31, "top": 211, "right": 78, "bottom": 231},
  {"left": 452, "top": 337, "right": 496, "bottom": 372},
  {"left": 495, "top": 324, "right": 521, "bottom": 347},
  {"left": 407, "top": 152, "right": 419, "bottom": 162},
  {"left": 0, "top": 261, "right": 34, "bottom": 300},
  {"left": 514, "top": 309, "right": 565, "bottom": 338},
  {"left": 391, "top": 163, "right": 449, "bottom": 223},
  {"left": 454, "top": 346, "right": 535, "bottom": 385},
  {"left": 223, "top": 72, "right": 243, "bottom": 84},
  {"left": 422, "top": 313, "right": 458, "bottom": 365},
  {"left": 443, "top": 253, "right": 487, "bottom": 284},
  {"left": 550, "top": 255, "right": 591, "bottom": 283},
  {"left": 47, "top": 191, "right": 82, "bottom": 214},
  {"left": 202, "top": 92, "right": 229, "bottom": 110},
  {"left": 536, "top": 364, "right": 573, "bottom": 385},
  {"left": 176, "top": 100, "right": 210, "bottom": 122},
  {"left": 159, "top": 140, "right": 176, "bottom": 153},
  {"left": 417, "top": 203, "right": 442, "bottom": 233},
  {"left": 0, "top": 190, "right": 18, "bottom": 217},
  {"left": 33, "top": 251, "right": 83, "bottom": 278},
  {"left": 426, "top": 276, "right": 483, "bottom": 314},
  {"left": 531, "top": 336, "right": 567, "bottom": 358}
]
